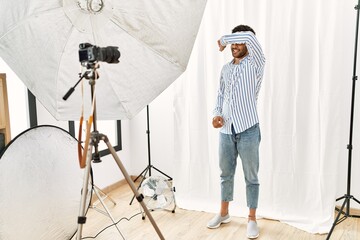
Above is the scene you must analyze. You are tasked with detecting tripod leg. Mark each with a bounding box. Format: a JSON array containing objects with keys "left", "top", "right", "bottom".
[
  {"left": 76, "top": 143, "right": 94, "bottom": 240},
  {"left": 348, "top": 196, "right": 360, "bottom": 218},
  {"left": 133, "top": 166, "right": 150, "bottom": 183},
  {"left": 326, "top": 199, "right": 348, "bottom": 240},
  {"left": 129, "top": 167, "right": 150, "bottom": 205},
  {"left": 103, "top": 137, "right": 165, "bottom": 240},
  {"left": 151, "top": 165, "right": 173, "bottom": 180},
  {"left": 352, "top": 196, "right": 360, "bottom": 205}
]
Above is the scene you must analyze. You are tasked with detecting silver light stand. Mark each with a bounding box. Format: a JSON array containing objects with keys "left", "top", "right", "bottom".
[
  {"left": 71, "top": 64, "right": 165, "bottom": 240},
  {"left": 90, "top": 184, "right": 117, "bottom": 211},
  {"left": 87, "top": 168, "right": 123, "bottom": 236}
]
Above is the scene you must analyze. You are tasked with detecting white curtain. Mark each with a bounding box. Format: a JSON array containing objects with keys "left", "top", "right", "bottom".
[{"left": 173, "top": 0, "right": 356, "bottom": 234}]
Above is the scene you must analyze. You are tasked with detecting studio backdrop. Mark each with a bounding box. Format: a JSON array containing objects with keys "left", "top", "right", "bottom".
[{"left": 173, "top": 0, "right": 358, "bottom": 234}]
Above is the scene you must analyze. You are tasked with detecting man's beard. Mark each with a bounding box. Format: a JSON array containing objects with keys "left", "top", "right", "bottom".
[{"left": 232, "top": 49, "right": 248, "bottom": 59}]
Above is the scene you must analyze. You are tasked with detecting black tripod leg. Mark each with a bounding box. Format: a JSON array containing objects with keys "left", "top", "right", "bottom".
[
  {"left": 352, "top": 196, "right": 360, "bottom": 205},
  {"left": 349, "top": 196, "right": 360, "bottom": 218},
  {"left": 129, "top": 167, "right": 150, "bottom": 205},
  {"left": 133, "top": 166, "right": 150, "bottom": 183},
  {"left": 326, "top": 199, "right": 348, "bottom": 240},
  {"left": 151, "top": 165, "right": 173, "bottom": 180},
  {"left": 334, "top": 195, "right": 346, "bottom": 214}
]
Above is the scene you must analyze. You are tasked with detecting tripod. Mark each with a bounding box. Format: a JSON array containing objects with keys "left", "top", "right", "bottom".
[
  {"left": 326, "top": 2, "right": 360, "bottom": 239},
  {"left": 64, "top": 64, "right": 165, "bottom": 240},
  {"left": 129, "top": 105, "right": 172, "bottom": 205}
]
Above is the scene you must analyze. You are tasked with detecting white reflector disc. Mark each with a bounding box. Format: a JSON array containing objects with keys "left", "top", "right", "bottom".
[{"left": 0, "top": 125, "right": 84, "bottom": 239}]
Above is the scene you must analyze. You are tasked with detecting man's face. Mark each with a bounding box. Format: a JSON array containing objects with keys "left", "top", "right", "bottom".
[{"left": 231, "top": 43, "right": 248, "bottom": 59}]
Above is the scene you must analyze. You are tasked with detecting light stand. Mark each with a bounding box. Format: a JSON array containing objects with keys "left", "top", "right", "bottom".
[
  {"left": 326, "top": 2, "right": 360, "bottom": 239},
  {"left": 88, "top": 168, "right": 123, "bottom": 237},
  {"left": 64, "top": 64, "right": 165, "bottom": 240},
  {"left": 129, "top": 105, "right": 172, "bottom": 205}
]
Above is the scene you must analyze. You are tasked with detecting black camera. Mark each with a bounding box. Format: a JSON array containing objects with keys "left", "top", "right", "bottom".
[{"left": 78, "top": 43, "right": 120, "bottom": 64}]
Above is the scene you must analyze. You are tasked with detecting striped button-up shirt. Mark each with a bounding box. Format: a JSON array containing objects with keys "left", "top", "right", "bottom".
[{"left": 213, "top": 31, "right": 265, "bottom": 134}]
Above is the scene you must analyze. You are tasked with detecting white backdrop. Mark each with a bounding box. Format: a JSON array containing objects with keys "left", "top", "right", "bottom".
[{"left": 173, "top": 0, "right": 358, "bottom": 234}]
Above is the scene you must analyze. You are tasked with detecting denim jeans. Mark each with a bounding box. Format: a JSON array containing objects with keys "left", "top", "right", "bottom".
[{"left": 219, "top": 123, "right": 260, "bottom": 209}]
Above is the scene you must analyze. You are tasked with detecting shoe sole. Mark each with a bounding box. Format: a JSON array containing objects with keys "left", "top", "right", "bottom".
[
  {"left": 247, "top": 233, "right": 259, "bottom": 239},
  {"left": 207, "top": 218, "right": 231, "bottom": 229}
]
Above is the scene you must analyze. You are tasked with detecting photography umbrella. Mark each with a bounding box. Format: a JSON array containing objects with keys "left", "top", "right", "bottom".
[{"left": 0, "top": 0, "right": 207, "bottom": 120}]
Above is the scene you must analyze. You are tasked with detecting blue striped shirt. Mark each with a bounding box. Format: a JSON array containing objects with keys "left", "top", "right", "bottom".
[{"left": 213, "top": 31, "right": 265, "bottom": 134}]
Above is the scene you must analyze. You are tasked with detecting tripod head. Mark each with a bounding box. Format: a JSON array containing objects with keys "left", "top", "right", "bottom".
[
  {"left": 62, "top": 62, "right": 99, "bottom": 101},
  {"left": 82, "top": 62, "right": 100, "bottom": 81},
  {"left": 62, "top": 62, "right": 103, "bottom": 165}
]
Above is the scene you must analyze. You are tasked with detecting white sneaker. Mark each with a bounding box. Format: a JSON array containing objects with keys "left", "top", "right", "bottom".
[
  {"left": 247, "top": 220, "right": 259, "bottom": 239},
  {"left": 207, "top": 214, "right": 231, "bottom": 229}
]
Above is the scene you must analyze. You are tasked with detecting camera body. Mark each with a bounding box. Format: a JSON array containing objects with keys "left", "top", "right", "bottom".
[{"left": 78, "top": 43, "right": 120, "bottom": 64}]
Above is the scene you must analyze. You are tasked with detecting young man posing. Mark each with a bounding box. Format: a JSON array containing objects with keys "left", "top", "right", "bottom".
[{"left": 208, "top": 24, "right": 265, "bottom": 239}]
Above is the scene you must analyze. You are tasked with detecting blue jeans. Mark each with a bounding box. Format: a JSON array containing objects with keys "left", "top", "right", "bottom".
[{"left": 219, "top": 123, "right": 260, "bottom": 209}]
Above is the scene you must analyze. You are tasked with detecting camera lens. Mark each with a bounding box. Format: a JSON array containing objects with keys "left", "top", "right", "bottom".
[{"left": 99, "top": 47, "right": 120, "bottom": 64}]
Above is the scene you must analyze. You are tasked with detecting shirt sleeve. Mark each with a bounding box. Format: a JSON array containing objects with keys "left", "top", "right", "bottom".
[
  {"left": 220, "top": 31, "right": 265, "bottom": 77},
  {"left": 213, "top": 68, "right": 225, "bottom": 117}
]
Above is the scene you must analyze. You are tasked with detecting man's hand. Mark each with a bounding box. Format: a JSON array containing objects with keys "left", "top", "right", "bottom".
[
  {"left": 212, "top": 116, "right": 224, "bottom": 128},
  {"left": 217, "top": 40, "right": 226, "bottom": 52}
]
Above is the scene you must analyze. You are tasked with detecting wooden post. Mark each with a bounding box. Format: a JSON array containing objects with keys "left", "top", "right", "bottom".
[{"left": 0, "top": 73, "right": 11, "bottom": 145}]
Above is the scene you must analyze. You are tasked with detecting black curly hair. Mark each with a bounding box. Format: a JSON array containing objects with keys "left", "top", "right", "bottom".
[{"left": 232, "top": 25, "right": 256, "bottom": 35}]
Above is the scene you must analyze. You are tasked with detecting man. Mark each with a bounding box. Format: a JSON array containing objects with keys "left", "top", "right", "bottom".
[{"left": 207, "top": 25, "right": 265, "bottom": 239}]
